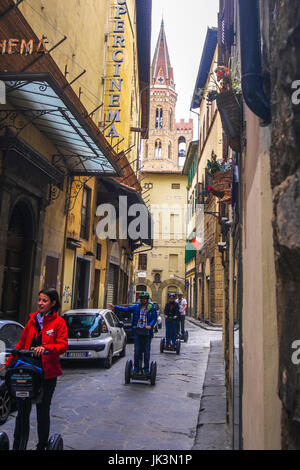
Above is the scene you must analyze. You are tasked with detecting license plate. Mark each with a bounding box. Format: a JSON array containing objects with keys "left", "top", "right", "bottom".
[{"left": 66, "top": 352, "right": 89, "bottom": 358}]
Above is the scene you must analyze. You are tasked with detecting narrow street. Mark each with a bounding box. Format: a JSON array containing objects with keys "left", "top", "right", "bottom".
[{"left": 2, "top": 321, "right": 222, "bottom": 451}]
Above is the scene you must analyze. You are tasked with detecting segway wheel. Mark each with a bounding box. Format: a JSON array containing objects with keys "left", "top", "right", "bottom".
[
  {"left": 160, "top": 338, "right": 165, "bottom": 353},
  {"left": 184, "top": 330, "right": 189, "bottom": 343},
  {"left": 150, "top": 361, "right": 157, "bottom": 386},
  {"left": 176, "top": 340, "right": 181, "bottom": 355},
  {"left": 125, "top": 359, "right": 133, "bottom": 384},
  {"left": 0, "top": 431, "right": 9, "bottom": 450},
  {"left": 47, "top": 433, "right": 63, "bottom": 451}
]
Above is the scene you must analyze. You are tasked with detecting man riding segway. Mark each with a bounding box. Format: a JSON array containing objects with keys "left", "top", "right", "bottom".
[
  {"left": 176, "top": 292, "right": 188, "bottom": 342},
  {"left": 164, "top": 293, "right": 180, "bottom": 350},
  {"left": 109, "top": 292, "right": 157, "bottom": 375}
]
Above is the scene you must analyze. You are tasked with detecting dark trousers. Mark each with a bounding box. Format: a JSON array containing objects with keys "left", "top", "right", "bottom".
[
  {"left": 166, "top": 319, "right": 177, "bottom": 345},
  {"left": 13, "top": 377, "right": 57, "bottom": 450},
  {"left": 134, "top": 334, "right": 152, "bottom": 372},
  {"left": 179, "top": 315, "right": 185, "bottom": 336}
]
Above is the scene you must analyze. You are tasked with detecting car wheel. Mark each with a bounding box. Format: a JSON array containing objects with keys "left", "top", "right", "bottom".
[
  {"left": 103, "top": 347, "right": 113, "bottom": 369},
  {"left": 0, "top": 431, "right": 9, "bottom": 450},
  {"left": 0, "top": 386, "right": 11, "bottom": 425},
  {"left": 119, "top": 340, "right": 126, "bottom": 358}
]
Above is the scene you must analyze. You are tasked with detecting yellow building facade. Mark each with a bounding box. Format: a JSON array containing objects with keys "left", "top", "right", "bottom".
[{"left": 0, "top": 0, "right": 151, "bottom": 322}]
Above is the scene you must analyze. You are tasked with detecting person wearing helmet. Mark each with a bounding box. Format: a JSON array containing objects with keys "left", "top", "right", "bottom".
[
  {"left": 108, "top": 292, "right": 157, "bottom": 374},
  {"left": 176, "top": 292, "right": 187, "bottom": 339},
  {"left": 164, "top": 293, "right": 180, "bottom": 349}
]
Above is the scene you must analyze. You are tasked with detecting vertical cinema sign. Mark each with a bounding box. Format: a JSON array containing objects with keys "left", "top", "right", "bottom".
[{"left": 106, "top": 0, "right": 127, "bottom": 140}]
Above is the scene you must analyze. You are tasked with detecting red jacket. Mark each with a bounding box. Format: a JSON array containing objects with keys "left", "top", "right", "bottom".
[{"left": 6, "top": 311, "right": 68, "bottom": 379}]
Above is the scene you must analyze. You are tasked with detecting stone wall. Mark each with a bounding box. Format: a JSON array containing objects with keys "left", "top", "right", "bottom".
[{"left": 269, "top": 0, "right": 300, "bottom": 449}]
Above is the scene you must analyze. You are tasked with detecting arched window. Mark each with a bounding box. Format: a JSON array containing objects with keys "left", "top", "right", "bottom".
[
  {"left": 155, "top": 140, "right": 162, "bottom": 158},
  {"left": 168, "top": 141, "right": 172, "bottom": 159},
  {"left": 136, "top": 284, "right": 147, "bottom": 302},
  {"left": 178, "top": 136, "right": 186, "bottom": 166},
  {"left": 169, "top": 109, "right": 173, "bottom": 130},
  {"left": 155, "top": 107, "right": 163, "bottom": 129}
]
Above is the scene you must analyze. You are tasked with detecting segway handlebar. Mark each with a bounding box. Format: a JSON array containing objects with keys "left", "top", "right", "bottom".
[{"left": 7, "top": 349, "right": 50, "bottom": 357}]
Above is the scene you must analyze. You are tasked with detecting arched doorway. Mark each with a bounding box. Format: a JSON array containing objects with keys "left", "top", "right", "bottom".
[{"left": 1, "top": 200, "right": 35, "bottom": 323}]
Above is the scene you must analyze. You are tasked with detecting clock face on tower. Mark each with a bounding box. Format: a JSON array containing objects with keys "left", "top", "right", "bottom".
[{"left": 157, "top": 76, "right": 164, "bottom": 84}]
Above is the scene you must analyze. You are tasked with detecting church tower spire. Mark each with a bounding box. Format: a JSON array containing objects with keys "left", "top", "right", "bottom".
[
  {"left": 142, "top": 20, "right": 193, "bottom": 173},
  {"left": 151, "top": 19, "right": 175, "bottom": 89}
]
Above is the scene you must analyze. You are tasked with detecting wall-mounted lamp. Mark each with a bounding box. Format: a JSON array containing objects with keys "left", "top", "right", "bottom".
[
  {"left": 218, "top": 242, "right": 227, "bottom": 254},
  {"left": 85, "top": 251, "right": 95, "bottom": 257}
]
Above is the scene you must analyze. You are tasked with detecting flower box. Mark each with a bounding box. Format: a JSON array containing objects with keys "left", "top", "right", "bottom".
[{"left": 216, "top": 91, "right": 242, "bottom": 152}]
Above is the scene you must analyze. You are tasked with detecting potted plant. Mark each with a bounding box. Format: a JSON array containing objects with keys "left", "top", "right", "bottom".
[{"left": 206, "top": 152, "right": 232, "bottom": 204}]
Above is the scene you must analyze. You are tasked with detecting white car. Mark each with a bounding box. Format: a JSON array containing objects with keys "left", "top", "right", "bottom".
[{"left": 61, "top": 309, "right": 127, "bottom": 369}]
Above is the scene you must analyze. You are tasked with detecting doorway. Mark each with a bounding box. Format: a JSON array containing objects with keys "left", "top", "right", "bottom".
[
  {"left": 1, "top": 201, "right": 35, "bottom": 323},
  {"left": 73, "top": 257, "right": 91, "bottom": 309}
]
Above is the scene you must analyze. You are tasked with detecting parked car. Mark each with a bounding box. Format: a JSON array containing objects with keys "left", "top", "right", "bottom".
[
  {"left": 115, "top": 301, "right": 162, "bottom": 337},
  {"left": 153, "top": 303, "right": 162, "bottom": 330},
  {"left": 61, "top": 309, "right": 127, "bottom": 369},
  {"left": 0, "top": 320, "right": 24, "bottom": 425},
  {"left": 113, "top": 305, "right": 134, "bottom": 341}
]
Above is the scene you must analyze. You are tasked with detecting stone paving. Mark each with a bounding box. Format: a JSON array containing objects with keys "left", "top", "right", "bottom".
[{"left": 1, "top": 319, "right": 223, "bottom": 450}]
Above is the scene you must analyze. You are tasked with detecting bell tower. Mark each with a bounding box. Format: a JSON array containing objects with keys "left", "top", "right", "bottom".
[{"left": 143, "top": 20, "right": 192, "bottom": 172}]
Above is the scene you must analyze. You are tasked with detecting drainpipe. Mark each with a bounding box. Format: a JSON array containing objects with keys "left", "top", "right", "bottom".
[{"left": 238, "top": 0, "right": 271, "bottom": 123}]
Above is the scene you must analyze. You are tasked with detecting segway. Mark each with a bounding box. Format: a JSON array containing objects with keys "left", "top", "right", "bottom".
[
  {"left": 0, "top": 350, "right": 63, "bottom": 451},
  {"left": 160, "top": 337, "right": 181, "bottom": 355},
  {"left": 125, "top": 359, "right": 157, "bottom": 386},
  {"left": 124, "top": 331, "right": 157, "bottom": 386},
  {"left": 178, "top": 330, "right": 189, "bottom": 343}
]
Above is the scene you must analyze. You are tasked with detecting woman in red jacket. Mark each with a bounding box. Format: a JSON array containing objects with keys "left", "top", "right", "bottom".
[{"left": 1, "top": 288, "right": 68, "bottom": 450}]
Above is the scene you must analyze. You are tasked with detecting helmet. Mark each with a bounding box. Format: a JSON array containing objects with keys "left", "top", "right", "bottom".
[
  {"left": 139, "top": 291, "right": 150, "bottom": 299},
  {"left": 168, "top": 293, "right": 176, "bottom": 298},
  {"left": 178, "top": 292, "right": 183, "bottom": 296}
]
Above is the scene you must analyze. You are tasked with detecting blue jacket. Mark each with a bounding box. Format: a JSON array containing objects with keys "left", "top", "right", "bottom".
[{"left": 115, "top": 302, "right": 157, "bottom": 336}]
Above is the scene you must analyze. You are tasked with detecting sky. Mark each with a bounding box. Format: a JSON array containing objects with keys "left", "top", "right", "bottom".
[{"left": 151, "top": 0, "right": 219, "bottom": 132}]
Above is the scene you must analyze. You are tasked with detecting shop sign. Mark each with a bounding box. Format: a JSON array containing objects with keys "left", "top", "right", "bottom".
[
  {"left": 0, "top": 38, "right": 48, "bottom": 55},
  {"left": 106, "top": 0, "right": 127, "bottom": 139}
]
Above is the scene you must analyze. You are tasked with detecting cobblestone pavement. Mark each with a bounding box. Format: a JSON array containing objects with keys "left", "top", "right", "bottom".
[{"left": 2, "top": 319, "right": 222, "bottom": 450}]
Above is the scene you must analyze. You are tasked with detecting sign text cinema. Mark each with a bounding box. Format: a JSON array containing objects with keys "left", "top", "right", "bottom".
[
  {"left": 106, "top": 0, "right": 127, "bottom": 139},
  {"left": 0, "top": 38, "right": 48, "bottom": 55}
]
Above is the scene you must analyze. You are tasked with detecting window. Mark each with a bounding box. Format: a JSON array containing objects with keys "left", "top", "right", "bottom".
[
  {"left": 138, "top": 254, "right": 147, "bottom": 271},
  {"left": 169, "top": 109, "right": 173, "bottom": 130},
  {"left": 154, "top": 273, "right": 161, "bottom": 283},
  {"left": 0, "top": 324, "right": 23, "bottom": 350},
  {"left": 168, "top": 141, "right": 172, "bottom": 159},
  {"left": 172, "top": 183, "right": 180, "bottom": 190},
  {"left": 155, "top": 108, "right": 163, "bottom": 129},
  {"left": 155, "top": 140, "right": 162, "bottom": 158},
  {"left": 169, "top": 254, "right": 178, "bottom": 271},
  {"left": 170, "top": 213, "right": 180, "bottom": 240},
  {"left": 178, "top": 136, "right": 186, "bottom": 166},
  {"left": 80, "top": 186, "right": 91, "bottom": 240}
]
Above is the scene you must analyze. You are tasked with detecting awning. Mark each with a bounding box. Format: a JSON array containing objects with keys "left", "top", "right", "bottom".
[{"left": 0, "top": 72, "right": 122, "bottom": 177}]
